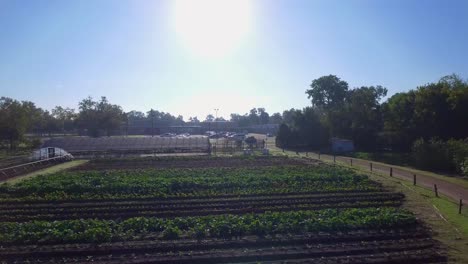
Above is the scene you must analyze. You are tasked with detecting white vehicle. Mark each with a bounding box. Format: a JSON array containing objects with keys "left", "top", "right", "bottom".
[{"left": 229, "top": 133, "right": 246, "bottom": 141}]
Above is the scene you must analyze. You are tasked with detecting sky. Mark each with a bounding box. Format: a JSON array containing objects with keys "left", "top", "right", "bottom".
[{"left": 1, "top": 0, "right": 467, "bottom": 120}]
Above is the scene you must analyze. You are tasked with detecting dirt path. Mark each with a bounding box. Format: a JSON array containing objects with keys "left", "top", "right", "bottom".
[{"left": 311, "top": 153, "right": 468, "bottom": 202}]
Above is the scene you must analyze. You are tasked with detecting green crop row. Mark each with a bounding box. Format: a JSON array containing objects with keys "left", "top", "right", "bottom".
[
  {"left": 0, "top": 208, "right": 415, "bottom": 245},
  {"left": 0, "top": 166, "right": 380, "bottom": 201}
]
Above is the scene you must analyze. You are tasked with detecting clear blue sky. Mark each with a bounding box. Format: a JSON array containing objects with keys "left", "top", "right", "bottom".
[{"left": 1, "top": 0, "right": 467, "bottom": 120}]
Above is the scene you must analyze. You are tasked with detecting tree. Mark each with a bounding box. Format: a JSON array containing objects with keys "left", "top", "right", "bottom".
[
  {"left": 305, "top": 75, "right": 350, "bottom": 138},
  {"left": 0, "top": 97, "right": 29, "bottom": 149},
  {"left": 269, "top": 113, "right": 283, "bottom": 124},
  {"left": 381, "top": 75, "right": 468, "bottom": 151},
  {"left": 126, "top": 111, "right": 146, "bottom": 121},
  {"left": 76, "top": 96, "right": 125, "bottom": 137},
  {"left": 189, "top": 116, "right": 200, "bottom": 123},
  {"left": 276, "top": 124, "right": 292, "bottom": 148},
  {"left": 346, "top": 86, "right": 387, "bottom": 150},
  {"left": 205, "top": 114, "right": 215, "bottom": 122},
  {"left": 257, "top": 108, "right": 270, "bottom": 124},
  {"left": 306, "top": 75, "right": 348, "bottom": 110},
  {"left": 52, "top": 106, "right": 76, "bottom": 133},
  {"left": 230, "top": 113, "right": 250, "bottom": 127},
  {"left": 248, "top": 108, "right": 260, "bottom": 125},
  {"left": 276, "top": 108, "right": 328, "bottom": 149}
]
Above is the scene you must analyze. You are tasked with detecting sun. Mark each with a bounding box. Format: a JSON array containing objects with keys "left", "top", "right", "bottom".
[{"left": 173, "top": 0, "right": 252, "bottom": 58}]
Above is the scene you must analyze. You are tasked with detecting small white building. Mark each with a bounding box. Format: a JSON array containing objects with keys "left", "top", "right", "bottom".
[
  {"left": 30, "top": 147, "right": 73, "bottom": 161},
  {"left": 331, "top": 138, "right": 354, "bottom": 153}
]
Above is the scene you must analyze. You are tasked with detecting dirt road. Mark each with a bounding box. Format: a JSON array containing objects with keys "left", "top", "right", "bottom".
[{"left": 311, "top": 153, "right": 468, "bottom": 202}]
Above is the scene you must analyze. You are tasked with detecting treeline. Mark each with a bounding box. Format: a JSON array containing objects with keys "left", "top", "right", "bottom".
[
  {"left": 276, "top": 74, "right": 468, "bottom": 175},
  {"left": 0, "top": 96, "right": 126, "bottom": 148},
  {"left": 0, "top": 96, "right": 283, "bottom": 150}
]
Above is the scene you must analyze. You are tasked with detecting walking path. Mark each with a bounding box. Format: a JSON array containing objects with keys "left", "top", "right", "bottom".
[{"left": 310, "top": 152, "right": 468, "bottom": 202}]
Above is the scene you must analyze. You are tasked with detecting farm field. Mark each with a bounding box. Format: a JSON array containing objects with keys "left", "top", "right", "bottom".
[{"left": 0, "top": 156, "right": 446, "bottom": 263}]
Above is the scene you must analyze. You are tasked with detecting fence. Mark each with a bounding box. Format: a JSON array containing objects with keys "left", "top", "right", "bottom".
[{"left": 210, "top": 138, "right": 267, "bottom": 154}]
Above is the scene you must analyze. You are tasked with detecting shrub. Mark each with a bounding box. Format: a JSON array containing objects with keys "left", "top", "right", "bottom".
[{"left": 411, "top": 138, "right": 468, "bottom": 174}]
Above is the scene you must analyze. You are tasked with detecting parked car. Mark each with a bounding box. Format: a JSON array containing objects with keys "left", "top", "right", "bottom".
[
  {"left": 230, "top": 133, "right": 246, "bottom": 141},
  {"left": 160, "top": 133, "right": 176, "bottom": 137}
]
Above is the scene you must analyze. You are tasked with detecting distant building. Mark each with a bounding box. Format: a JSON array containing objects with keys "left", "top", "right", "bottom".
[{"left": 331, "top": 138, "right": 354, "bottom": 153}]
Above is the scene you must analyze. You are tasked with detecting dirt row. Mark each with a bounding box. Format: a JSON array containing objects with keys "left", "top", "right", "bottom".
[
  {"left": 0, "top": 228, "right": 430, "bottom": 255},
  {"left": 4, "top": 238, "right": 444, "bottom": 264}
]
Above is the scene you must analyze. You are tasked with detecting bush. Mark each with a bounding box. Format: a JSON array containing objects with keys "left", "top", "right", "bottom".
[
  {"left": 447, "top": 139, "right": 468, "bottom": 175},
  {"left": 27, "top": 138, "right": 42, "bottom": 149},
  {"left": 462, "top": 158, "right": 468, "bottom": 176},
  {"left": 244, "top": 136, "right": 257, "bottom": 148},
  {"left": 411, "top": 138, "right": 468, "bottom": 174}
]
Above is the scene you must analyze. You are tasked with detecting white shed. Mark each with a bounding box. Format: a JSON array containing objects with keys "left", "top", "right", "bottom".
[
  {"left": 331, "top": 138, "right": 355, "bottom": 153},
  {"left": 30, "top": 147, "right": 73, "bottom": 161}
]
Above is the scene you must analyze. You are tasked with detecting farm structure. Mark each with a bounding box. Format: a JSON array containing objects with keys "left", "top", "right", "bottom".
[
  {"left": 0, "top": 156, "right": 446, "bottom": 263},
  {"left": 331, "top": 137, "right": 355, "bottom": 153},
  {"left": 41, "top": 136, "right": 210, "bottom": 156}
]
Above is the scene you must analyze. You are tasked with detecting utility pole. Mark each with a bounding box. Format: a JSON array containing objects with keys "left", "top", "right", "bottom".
[{"left": 214, "top": 108, "right": 219, "bottom": 132}]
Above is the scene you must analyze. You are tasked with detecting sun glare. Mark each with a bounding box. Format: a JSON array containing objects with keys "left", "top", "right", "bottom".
[{"left": 173, "top": 0, "right": 252, "bottom": 58}]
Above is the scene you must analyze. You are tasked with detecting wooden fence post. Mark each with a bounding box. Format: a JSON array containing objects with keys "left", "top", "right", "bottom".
[
  {"left": 459, "top": 199, "right": 463, "bottom": 214},
  {"left": 350, "top": 159, "right": 353, "bottom": 166},
  {"left": 390, "top": 167, "right": 393, "bottom": 177},
  {"left": 413, "top": 174, "right": 416, "bottom": 186},
  {"left": 318, "top": 153, "right": 321, "bottom": 160},
  {"left": 370, "top": 163, "right": 373, "bottom": 171},
  {"left": 333, "top": 155, "right": 336, "bottom": 163},
  {"left": 434, "top": 184, "right": 438, "bottom": 197},
  {"left": 306, "top": 152, "right": 308, "bottom": 157}
]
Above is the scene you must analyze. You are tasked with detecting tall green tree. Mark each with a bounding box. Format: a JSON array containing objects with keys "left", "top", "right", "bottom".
[
  {"left": 306, "top": 75, "right": 349, "bottom": 137},
  {"left": 0, "top": 97, "right": 29, "bottom": 149},
  {"left": 76, "top": 97, "right": 125, "bottom": 137},
  {"left": 306, "top": 75, "right": 349, "bottom": 110},
  {"left": 346, "top": 86, "right": 387, "bottom": 150},
  {"left": 52, "top": 106, "right": 76, "bottom": 133}
]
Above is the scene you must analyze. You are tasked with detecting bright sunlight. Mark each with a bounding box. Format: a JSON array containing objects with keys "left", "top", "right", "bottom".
[{"left": 173, "top": 0, "right": 252, "bottom": 58}]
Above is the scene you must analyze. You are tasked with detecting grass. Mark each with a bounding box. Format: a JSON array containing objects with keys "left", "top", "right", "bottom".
[
  {"left": 4, "top": 160, "right": 88, "bottom": 184},
  {"left": 365, "top": 171, "right": 468, "bottom": 263}
]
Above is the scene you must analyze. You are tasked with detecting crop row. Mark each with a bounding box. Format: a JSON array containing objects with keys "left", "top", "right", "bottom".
[
  {"left": 0, "top": 228, "right": 431, "bottom": 257},
  {"left": 73, "top": 155, "right": 311, "bottom": 171},
  {"left": 0, "top": 166, "right": 380, "bottom": 201},
  {"left": 0, "top": 200, "right": 403, "bottom": 222},
  {"left": 0, "top": 194, "right": 403, "bottom": 222},
  {"left": 0, "top": 191, "right": 399, "bottom": 208},
  {"left": 0, "top": 208, "right": 416, "bottom": 245}
]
